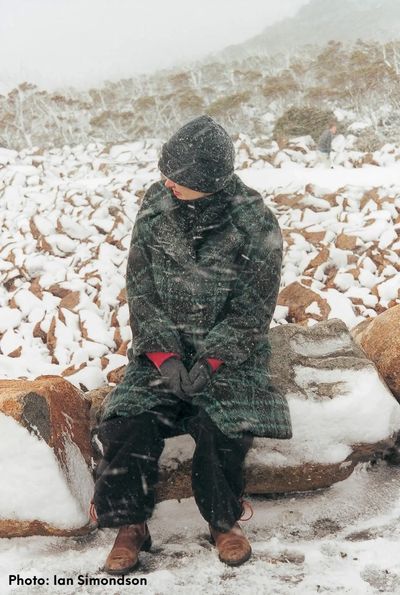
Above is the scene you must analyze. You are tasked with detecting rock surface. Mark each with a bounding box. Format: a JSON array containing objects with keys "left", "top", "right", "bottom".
[
  {"left": 0, "top": 376, "right": 94, "bottom": 537},
  {"left": 277, "top": 282, "right": 330, "bottom": 324},
  {"left": 89, "top": 319, "right": 400, "bottom": 500},
  {"left": 351, "top": 305, "right": 400, "bottom": 402}
]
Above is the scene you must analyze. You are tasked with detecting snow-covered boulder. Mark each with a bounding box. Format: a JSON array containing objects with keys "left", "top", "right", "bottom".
[
  {"left": 245, "top": 319, "right": 400, "bottom": 493},
  {"left": 0, "top": 376, "right": 94, "bottom": 537},
  {"left": 352, "top": 305, "right": 400, "bottom": 402}
]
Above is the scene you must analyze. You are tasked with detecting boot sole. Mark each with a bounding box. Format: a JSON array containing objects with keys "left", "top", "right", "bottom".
[
  {"left": 210, "top": 531, "right": 252, "bottom": 566},
  {"left": 103, "top": 534, "right": 152, "bottom": 575},
  {"left": 218, "top": 546, "right": 252, "bottom": 567}
]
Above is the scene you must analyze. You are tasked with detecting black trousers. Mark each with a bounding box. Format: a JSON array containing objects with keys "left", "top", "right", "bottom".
[{"left": 93, "top": 400, "right": 253, "bottom": 532}]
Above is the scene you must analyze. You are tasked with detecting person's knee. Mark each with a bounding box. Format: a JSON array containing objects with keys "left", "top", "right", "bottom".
[
  {"left": 190, "top": 409, "right": 253, "bottom": 456},
  {"left": 97, "top": 413, "right": 157, "bottom": 454}
]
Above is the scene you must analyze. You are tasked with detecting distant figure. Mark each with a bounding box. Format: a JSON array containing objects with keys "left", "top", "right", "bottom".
[{"left": 316, "top": 122, "right": 337, "bottom": 168}]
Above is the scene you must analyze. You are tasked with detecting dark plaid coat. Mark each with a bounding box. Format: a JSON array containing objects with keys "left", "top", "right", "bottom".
[{"left": 101, "top": 175, "right": 292, "bottom": 439}]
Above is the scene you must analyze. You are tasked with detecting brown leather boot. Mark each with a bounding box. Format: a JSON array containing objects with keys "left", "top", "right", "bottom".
[
  {"left": 209, "top": 522, "right": 252, "bottom": 566},
  {"left": 103, "top": 523, "right": 151, "bottom": 575}
]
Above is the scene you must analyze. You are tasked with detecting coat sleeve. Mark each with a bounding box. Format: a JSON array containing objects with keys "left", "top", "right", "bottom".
[
  {"left": 127, "top": 208, "right": 183, "bottom": 356},
  {"left": 197, "top": 210, "right": 283, "bottom": 366}
]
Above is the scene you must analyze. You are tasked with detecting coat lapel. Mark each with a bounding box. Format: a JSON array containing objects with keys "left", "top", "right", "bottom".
[{"left": 149, "top": 207, "right": 196, "bottom": 268}]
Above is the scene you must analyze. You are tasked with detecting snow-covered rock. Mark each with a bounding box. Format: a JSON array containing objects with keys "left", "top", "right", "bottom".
[
  {"left": 277, "top": 281, "right": 330, "bottom": 324},
  {"left": 0, "top": 376, "right": 93, "bottom": 537}
]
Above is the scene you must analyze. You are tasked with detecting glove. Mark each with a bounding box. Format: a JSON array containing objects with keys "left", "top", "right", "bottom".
[
  {"left": 182, "top": 359, "right": 212, "bottom": 396},
  {"left": 158, "top": 357, "right": 192, "bottom": 401}
]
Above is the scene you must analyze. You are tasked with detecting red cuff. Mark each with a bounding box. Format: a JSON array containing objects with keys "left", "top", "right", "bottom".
[
  {"left": 146, "top": 352, "right": 179, "bottom": 370},
  {"left": 207, "top": 357, "right": 224, "bottom": 372}
]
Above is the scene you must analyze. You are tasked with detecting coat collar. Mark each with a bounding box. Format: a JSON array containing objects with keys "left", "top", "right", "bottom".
[{"left": 146, "top": 176, "right": 241, "bottom": 268}]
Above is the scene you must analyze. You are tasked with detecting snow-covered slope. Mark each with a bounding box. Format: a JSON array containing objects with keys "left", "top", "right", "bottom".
[{"left": 0, "top": 138, "right": 399, "bottom": 390}]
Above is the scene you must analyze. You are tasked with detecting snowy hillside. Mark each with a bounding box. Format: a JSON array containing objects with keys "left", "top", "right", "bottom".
[
  {"left": 217, "top": 0, "right": 400, "bottom": 59},
  {"left": 3, "top": 35, "right": 400, "bottom": 151}
]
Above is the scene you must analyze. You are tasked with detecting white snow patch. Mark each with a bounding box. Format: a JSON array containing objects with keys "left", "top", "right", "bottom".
[{"left": 0, "top": 413, "right": 87, "bottom": 527}]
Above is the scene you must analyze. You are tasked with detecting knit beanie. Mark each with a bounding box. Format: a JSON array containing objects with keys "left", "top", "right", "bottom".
[{"left": 158, "top": 115, "right": 235, "bottom": 193}]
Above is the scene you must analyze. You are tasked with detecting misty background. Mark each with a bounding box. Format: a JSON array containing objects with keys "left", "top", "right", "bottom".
[{"left": 0, "top": 0, "right": 308, "bottom": 92}]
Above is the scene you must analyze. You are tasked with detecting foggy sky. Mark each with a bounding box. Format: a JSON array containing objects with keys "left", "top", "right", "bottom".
[{"left": 0, "top": 0, "right": 309, "bottom": 92}]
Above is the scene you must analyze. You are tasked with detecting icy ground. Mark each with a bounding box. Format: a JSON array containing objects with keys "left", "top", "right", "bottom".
[{"left": 1, "top": 463, "right": 400, "bottom": 594}]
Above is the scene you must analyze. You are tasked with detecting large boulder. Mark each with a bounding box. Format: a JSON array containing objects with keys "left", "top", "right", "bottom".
[
  {"left": 351, "top": 305, "right": 400, "bottom": 402},
  {"left": 247, "top": 318, "right": 400, "bottom": 492},
  {"left": 89, "top": 320, "right": 400, "bottom": 500},
  {"left": 0, "top": 376, "right": 94, "bottom": 537}
]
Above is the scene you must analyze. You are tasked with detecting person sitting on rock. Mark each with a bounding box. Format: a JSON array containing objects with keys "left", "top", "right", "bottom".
[{"left": 92, "top": 115, "right": 292, "bottom": 574}]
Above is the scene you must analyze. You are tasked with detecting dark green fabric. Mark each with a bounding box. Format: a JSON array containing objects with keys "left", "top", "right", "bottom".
[{"left": 101, "top": 174, "right": 292, "bottom": 439}]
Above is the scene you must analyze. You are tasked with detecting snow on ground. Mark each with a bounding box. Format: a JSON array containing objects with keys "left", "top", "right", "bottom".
[
  {"left": 241, "top": 163, "right": 400, "bottom": 195},
  {"left": 1, "top": 463, "right": 400, "bottom": 594},
  {"left": 0, "top": 139, "right": 399, "bottom": 390}
]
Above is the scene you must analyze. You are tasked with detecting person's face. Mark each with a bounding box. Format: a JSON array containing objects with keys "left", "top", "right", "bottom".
[{"left": 163, "top": 177, "right": 212, "bottom": 200}]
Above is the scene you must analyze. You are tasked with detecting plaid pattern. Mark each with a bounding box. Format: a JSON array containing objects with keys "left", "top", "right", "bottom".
[{"left": 102, "top": 175, "right": 292, "bottom": 439}]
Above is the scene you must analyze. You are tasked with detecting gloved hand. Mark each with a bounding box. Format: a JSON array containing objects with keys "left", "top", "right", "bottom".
[
  {"left": 182, "top": 359, "right": 212, "bottom": 396},
  {"left": 159, "top": 357, "right": 192, "bottom": 401}
]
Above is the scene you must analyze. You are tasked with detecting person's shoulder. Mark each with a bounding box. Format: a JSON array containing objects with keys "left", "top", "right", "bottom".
[
  {"left": 141, "top": 180, "right": 168, "bottom": 209},
  {"left": 137, "top": 180, "right": 171, "bottom": 220},
  {"left": 229, "top": 175, "right": 278, "bottom": 231}
]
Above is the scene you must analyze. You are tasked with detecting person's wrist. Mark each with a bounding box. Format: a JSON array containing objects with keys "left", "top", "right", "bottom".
[
  {"left": 206, "top": 357, "right": 223, "bottom": 373},
  {"left": 146, "top": 352, "right": 179, "bottom": 371}
]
